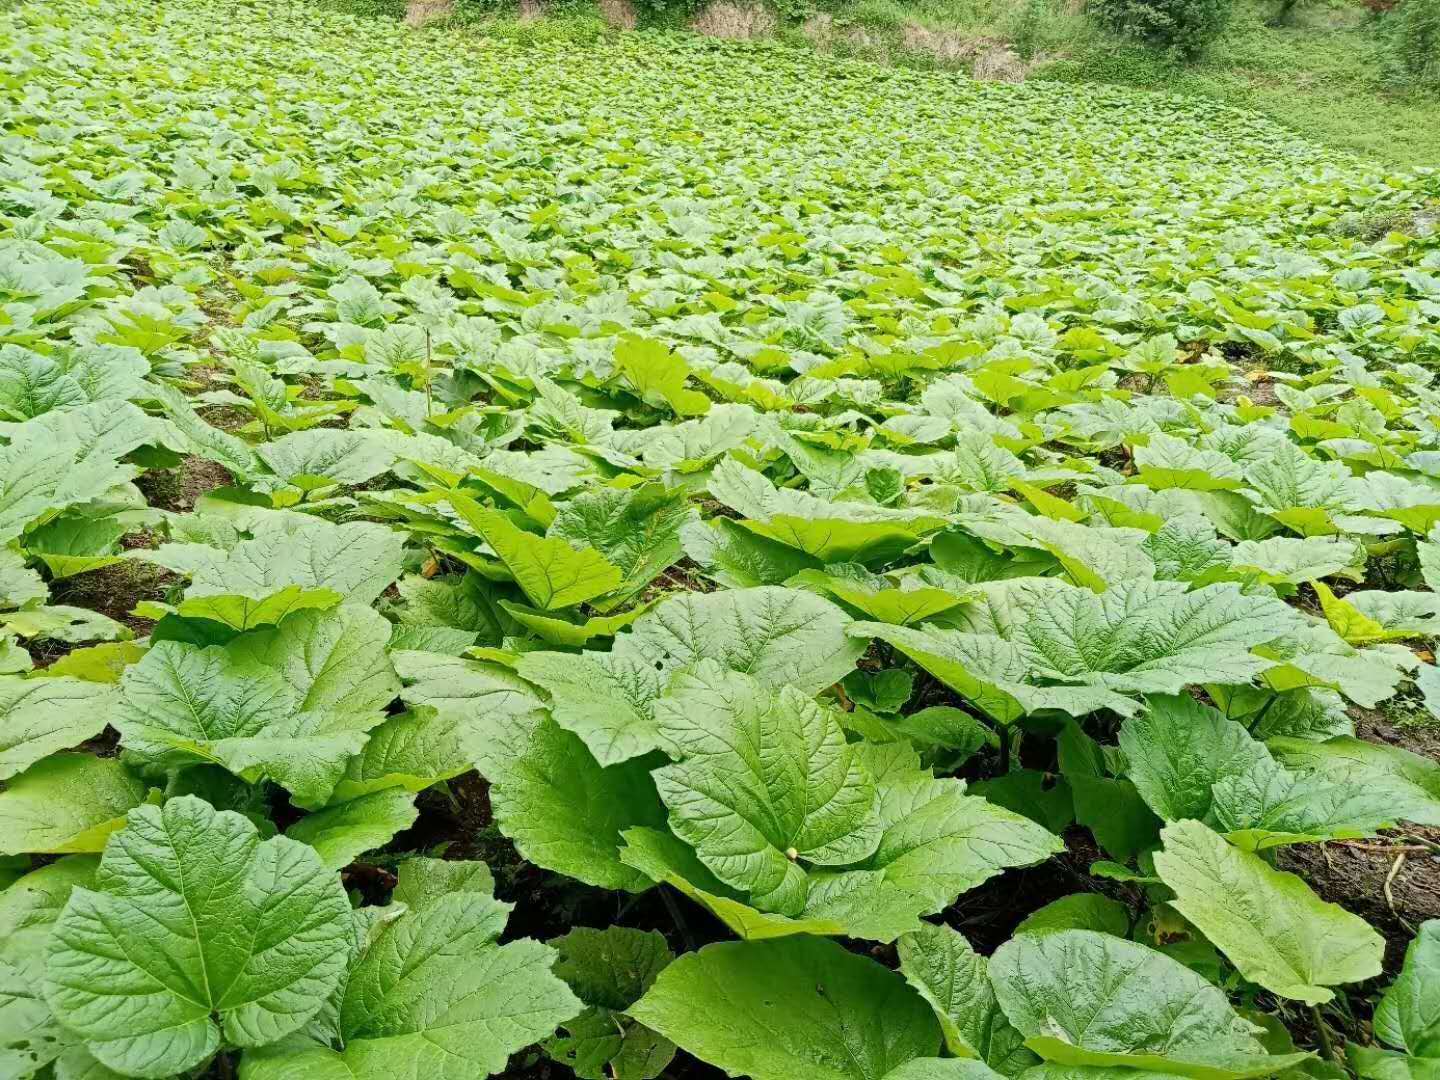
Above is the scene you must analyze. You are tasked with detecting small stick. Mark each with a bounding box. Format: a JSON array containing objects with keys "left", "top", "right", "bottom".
[{"left": 1384, "top": 852, "right": 1416, "bottom": 934}]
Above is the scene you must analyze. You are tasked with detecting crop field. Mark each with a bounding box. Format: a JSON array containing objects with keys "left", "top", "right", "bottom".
[{"left": 2, "top": 0, "right": 1440, "bottom": 1077}]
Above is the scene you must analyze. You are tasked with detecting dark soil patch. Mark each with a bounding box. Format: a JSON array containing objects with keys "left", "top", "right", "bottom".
[{"left": 137, "top": 455, "right": 235, "bottom": 513}]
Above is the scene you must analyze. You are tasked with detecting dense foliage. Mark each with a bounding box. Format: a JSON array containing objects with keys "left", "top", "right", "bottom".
[
  {"left": 1089, "top": 0, "right": 1233, "bottom": 56},
  {"left": 1389, "top": 0, "right": 1440, "bottom": 87},
  {"left": 1, "top": 0, "right": 1439, "bottom": 1077}
]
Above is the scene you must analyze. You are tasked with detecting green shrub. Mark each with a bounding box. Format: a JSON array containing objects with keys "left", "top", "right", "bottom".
[
  {"left": 1390, "top": 0, "right": 1440, "bottom": 86},
  {"left": 1089, "top": 0, "right": 1232, "bottom": 57},
  {"left": 1011, "top": 0, "right": 1048, "bottom": 57}
]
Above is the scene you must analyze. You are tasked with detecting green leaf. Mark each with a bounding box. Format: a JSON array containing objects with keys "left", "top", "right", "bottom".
[
  {"left": 0, "top": 676, "right": 116, "bottom": 781},
  {"left": 897, "top": 923, "right": 1036, "bottom": 1073},
  {"left": 628, "top": 937, "right": 943, "bottom": 1080},
  {"left": 328, "top": 706, "right": 478, "bottom": 803},
  {"left": 1267, "top": 737, "right": 1440, "bottom": 827},
  {"left": 615, "top": 335, "right": 710, "bottom": 416},
  {"left": 115, "top": 612, "right": 399, "bottom": 808},
  {"left": 547, "top": 483, "right": 693, "bottom": 610},
  {"left": 1119, "top": 694, "right": 1272, "bottom": 822},
  {"left": 449, "top": 496, "right": 623, "bottom": 609},
  {"left": 652, "top": 661, "right": 880, "bottom": 914},
  {"left": 247, "top": 869, "right": 581, "bottom": 1080},
  {"left": 1349, "top": 1044, "right": 1440, "bottom": 1080},
  {"left": 543, "top": 927, "right": 675, "bottom": 1080},
  {"left": 1374, "top": 920, "right": 1440, "bottom": 1057},
  {"left": 45, "top": 796, "right": 352, "bottom": 1078},
  {"left": 1153, "top": 819, "right": 1384, "bottom": 1004},
  {"left": 478, "top": 711, "right": 666, "bottom": 892},
  {"left": 516, "top": 649, "right": 663, "bottom": 766},
  {"left": 989, "top": 930, "right": 1305, "bottom": 1080},
  {"left": 0, "top": 754, "right": 147, "bottom": 855},
  {"left": 183, "top": 518, "right": 405, "bottom": 620},
  {"left": 1013, "top": 894, "right": 1131, "bottom": 937},
  {"left": 790, "top": 566, "right": 969, "bottom": 625},
  {"left": 284, "top": 790, "right": 419, "bottom": 871},
  {"left": 625, "top": 585, "right": 865, "bottom": 695}
]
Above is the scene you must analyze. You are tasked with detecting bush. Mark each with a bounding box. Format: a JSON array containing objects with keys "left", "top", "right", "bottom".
[
  {"left": 1089, "top": 0, "right": 1232, "bottom": 57},
  {"left": 1390, "top": 0, "right": 1440, "bottom": 86}
]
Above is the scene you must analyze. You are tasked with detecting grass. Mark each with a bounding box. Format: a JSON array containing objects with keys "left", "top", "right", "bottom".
[{"left": 1038, "top": 0, "right": 1440, "bottom": 167}]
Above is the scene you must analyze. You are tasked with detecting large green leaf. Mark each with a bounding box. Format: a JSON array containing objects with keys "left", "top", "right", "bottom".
[
  {"left": 897, "top": 923, "right": 1036, "bottom": 1074},
  {"left": 988, "top": 930, "right": 1307, "bottom": 1080},
  {"left": 1374, "top": 920, "right": 1440, "bottom": 1058},
  {"left": 45, "top": 796, "right": 352, "bottom": 1078},
  {"left": 477, "top": 710, "right": 667, "bottom": 892},
  {"left": 628, "top": 937, "right": 943, "bottom": 1080},
  {"left": 1154, "top": 819, "right": 1384, "bottom": 1004},
  {"left": 652, "top": 661, "right": 880, "bottom": 914},
  {"left": 116, "top": 609, "right": 400, "bottom": 808},
  {"left": 1118, "top": 694, "right": 1273, "bottom": 822},
  {"left": 449, "top": 496, "right": 622, "bottom": 609},
  {"left": 0, "top": 676, "right": 115, "bottom": 781},
  {"left": 624, "top": 585, "right": 865, "bottom": 694},
  {"left": 243, "top": 860, "right": 581, "bottom": 1080},
  {"left": 543, "top": 927, "right": 676, "bottom": 1080},
  {"left": 0, "top": 754, "right": 147, "bottom": 855}
]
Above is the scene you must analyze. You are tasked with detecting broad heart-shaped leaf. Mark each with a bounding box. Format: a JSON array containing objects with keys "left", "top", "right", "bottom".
[
  {"left": 543, "top": 927, "right": 676, "bottom": 1080},
  {"left": 328, "top": 706, "right": 477, "bottom": 803},
  {"left": 477, "top": 710, "right": 667, "bottom": 893},
  {"left": 1209, "top": 750, "right": 1412, "bottom": 851},
  {"left": 897, "top": 924, "right": 1036, "bottom": 1074},
  {"left": 1154, "top": 819, "right": 1384, "bottom": 1004},
  {"left": 1374, "top": 920, "right": 1440, "bottom": 1057},
  {"left": 115, "top": 607, "right": 400, "bottom": 809},
  {"left": 993, "top": 578, "right": 1298, "bottom": 695},
  {"left": 332, "top": 895, "right": 580, "bottom": 1079},
  {"left": 0, "top": 754, "right": 147, "bottom": 855},
  {"left": 245, "top": 862, "right": 582, "bottom": 1080},
  {"left": 614, "top": 334, "right": 711, "bottom": 416},
  {"left": 253, "top": 428, "right": 397, "bottom": 489},
  {"left": 0, "top": 676, "right": 116, "bottom": 781},
  {"left": 516, "top": 648, "right": 664, "bottom": 766},
  {"left": 393, "top": 649, "right": 544, "bottom": 726},
  {"left": 0, "top": 415, "right": 143, "bottom": 545},
  {"left": 229, "top": 604, "right": 402, "bottom": 718},
  {"left": 45, "top": 797, "right": 351, "bottom": 1078},
  {"left": 1348, "top": 1044, "right": 1440, "bottom": 1080},
  {"left": 448, "top": 495, "right": 622, "bottom": 609},
  {"left": 1118, "top": 694, "right": 1272, "bottom": 822},
  {"left": 623, "top": 585, "right": 865, "bottom": 695},
  {"left": 621, "top": 745, "right": 1057, "bottom": 944},
  {"left": 627, "top": 937, "right": 943, "bottom": 1080},
  {"left": 652, "top": 661, "right": 880, "bottom": 915},
  {"left": 988, "top": 930, "right": 1305, "bottom": 1080},
  {"left": 183, "top": 519, "right": 405, "bottom": 625}
]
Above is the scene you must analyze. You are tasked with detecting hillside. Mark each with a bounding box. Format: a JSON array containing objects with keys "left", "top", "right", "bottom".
[{"left": 2, "top": 0, "right": 1440, "bottom": 1077}]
